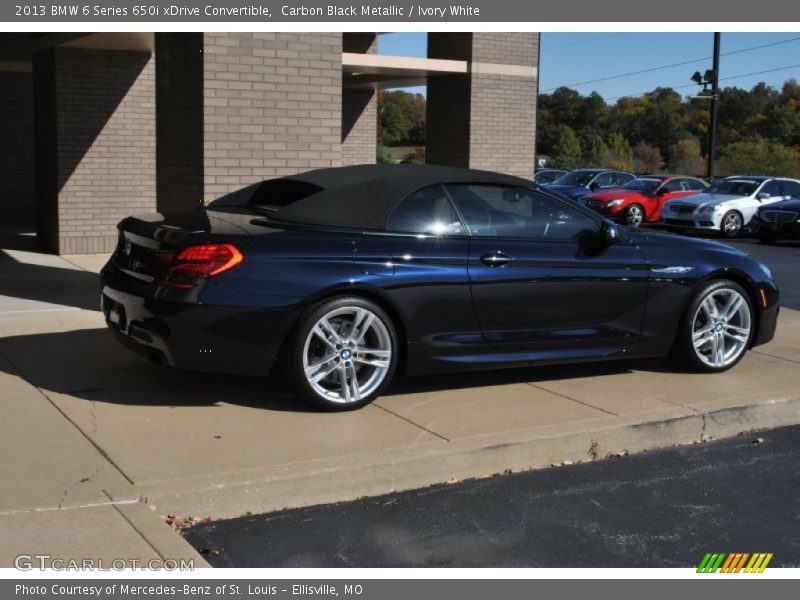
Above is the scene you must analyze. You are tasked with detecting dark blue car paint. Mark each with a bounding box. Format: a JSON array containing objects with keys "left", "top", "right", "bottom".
[{"left": 101, "top": 201, "right": 779, "bottom": 379}]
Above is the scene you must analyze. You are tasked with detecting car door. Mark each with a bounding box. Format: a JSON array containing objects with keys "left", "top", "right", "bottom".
[
  {"left": 650, "top": 178, "right": 698, "bottom": 220},
  {"left": 591, "top": 171, "right": 616, "bottom": 191},
  {"left": 445, "top": 183, "right": 650, "bottom": 355},
  {"left": 371, "top": 184, "right": 483, "bottom": 371}
]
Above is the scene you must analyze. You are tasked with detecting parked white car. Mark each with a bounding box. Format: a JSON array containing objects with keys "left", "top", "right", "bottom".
[{"left": 660, "top": 176, "right": 800, "bottom": 238}]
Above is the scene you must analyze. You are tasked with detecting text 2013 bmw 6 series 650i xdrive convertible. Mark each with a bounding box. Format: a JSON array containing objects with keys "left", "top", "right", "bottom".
[{"left": 101, "top": 164, "right": 779, "bottom": 410}]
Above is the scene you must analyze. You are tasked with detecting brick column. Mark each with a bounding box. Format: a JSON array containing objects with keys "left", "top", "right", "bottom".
[
  {"left": 0, "top": 34, "right": 35, "bottom": 226},
  {"left": 341, "top": 33, "right": 377, "bottom": 165},
  {"left": 200, "top": 32, "right": 342, "bottom": 203},
  {"left": 426, "top": 33, "right": 539, "bottom": 179},
  {"left": 33, "top": 47, "right": 156, "bottom": 254}
]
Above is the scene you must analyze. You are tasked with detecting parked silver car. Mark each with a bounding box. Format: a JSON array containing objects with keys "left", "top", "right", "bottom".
[{"left": 660, "top": 176, "right": 800, "bottom": 238}]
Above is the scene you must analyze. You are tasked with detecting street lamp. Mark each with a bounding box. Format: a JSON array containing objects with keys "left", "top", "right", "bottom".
[{"left": 691, "top": 34, "right": 721, "bottom": 181}]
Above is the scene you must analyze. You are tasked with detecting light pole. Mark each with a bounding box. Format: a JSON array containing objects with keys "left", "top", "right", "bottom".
[{"left": 690, "top": 32, "right": 721, "bottom": 181}]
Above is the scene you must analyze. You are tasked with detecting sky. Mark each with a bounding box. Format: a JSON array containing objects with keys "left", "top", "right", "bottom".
[{"left": 377, "top": 32, "right": 800, "bottom": 101}]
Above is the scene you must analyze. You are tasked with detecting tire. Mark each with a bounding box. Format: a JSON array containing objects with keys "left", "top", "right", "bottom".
[
  {"left": 623, "top": 204, "right": 645, "bottom": 227},
  {"left": 720, "top": 211, "right": 743, "bottom": 239},
  {"left": 670, "top": 279, "right": 754, "bottom": 373},
  {"left": 284, "top": 296, "right": 399, "bottom": 411}
]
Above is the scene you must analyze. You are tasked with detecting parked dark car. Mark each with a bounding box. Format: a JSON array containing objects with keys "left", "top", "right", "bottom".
[
  {"left": 751, "top": 197, "right": 800, "bottom": 243},
  {"left": 101, "top": 164, "right": 779, "bottom": 410},
  {"left": 533, "top": 168, "right": 567, "bottom": 186},
  {"left": 545, "top": 169, "right": 636, "bottom": 201}
]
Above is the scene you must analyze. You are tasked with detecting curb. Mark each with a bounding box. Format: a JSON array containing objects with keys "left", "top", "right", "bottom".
[{"left": 111, "top": 395, "right": 800, "bottom": 520}]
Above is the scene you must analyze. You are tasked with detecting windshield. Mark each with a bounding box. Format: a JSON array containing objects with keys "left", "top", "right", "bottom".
[
  {"left": 708, "top": 179, "right": 759, "bottom": 196},
  {"left": 552, "top": 171, "right": 598, "bottom": 187},
  {"left": 622, "top": 178, "right": 662, "bottom": 192}
]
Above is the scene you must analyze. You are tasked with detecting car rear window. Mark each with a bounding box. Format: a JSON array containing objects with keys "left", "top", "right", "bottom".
[{"left": 209, "top": 179, "right": 323, "bottom": 211}]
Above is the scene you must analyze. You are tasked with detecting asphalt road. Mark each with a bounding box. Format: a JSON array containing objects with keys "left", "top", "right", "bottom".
[
  {"left": 185, "top": 423, "right": 800, "bottom": 567},
  {"left": 725, "top": 238, "right": 800, "bottom": 309}
]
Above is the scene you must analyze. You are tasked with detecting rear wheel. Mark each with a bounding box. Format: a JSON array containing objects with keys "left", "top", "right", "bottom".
[
  {"left": 285, "top": 296, "right": 398, "bottom": 411},
  {"left": 720, "top": 211, "right": 743, "bottom": 238},
  {"left": 623, "top": 204, "right": 645, "bottom": 227},
  {"left": 671, "top": 280, "right": 753, "bottom": 373}
]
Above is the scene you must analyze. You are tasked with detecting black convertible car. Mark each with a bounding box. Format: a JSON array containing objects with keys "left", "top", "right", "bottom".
[{"left": 101, "top": 164, "right": 779, "bottom": 410}]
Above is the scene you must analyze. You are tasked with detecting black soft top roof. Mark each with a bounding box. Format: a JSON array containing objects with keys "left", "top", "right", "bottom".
[{"left": 267, "top": 164, "right": 534, "bottom": 230}]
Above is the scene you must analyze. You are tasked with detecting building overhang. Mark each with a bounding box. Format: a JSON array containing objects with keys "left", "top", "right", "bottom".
[{"left": 342, "top": 53, "right": 467, "bottom": 89}]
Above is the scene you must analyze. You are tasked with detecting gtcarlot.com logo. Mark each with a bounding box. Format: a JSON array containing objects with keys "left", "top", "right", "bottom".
[
  {"left": 697, "top": 552, "right": 773, "bottom": 573},
  {"left": 14, "top": 554, "right": 194, "bottom": 571}
]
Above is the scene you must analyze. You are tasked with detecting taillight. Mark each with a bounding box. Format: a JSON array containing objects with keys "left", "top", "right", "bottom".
[{"left": 159, "top": 244, "right": 243, "bottom": 288}]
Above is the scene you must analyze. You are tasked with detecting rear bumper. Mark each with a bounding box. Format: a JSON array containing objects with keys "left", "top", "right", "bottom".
[{"left": 100, "top": 278, "right": 291, "bottom": 378}]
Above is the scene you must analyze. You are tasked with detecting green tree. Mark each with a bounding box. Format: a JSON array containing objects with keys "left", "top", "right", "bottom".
[
  {"left": 549, "top": 125, "right": 582, "bottom": 169},
  {"left": 717, "top": 139, "right": 800, "bottom": 178},
  {"left": 581, "top": 133, "right": 608, "bottom": 165},
  {"left": 669, "top": 138, "right": 706, "bottom": 175},
  {"left": 378, "top": 90, "right": 426, "bottom": 146},
  {"left": 600, "top": 132, "right": 633, "bottom": 170}
]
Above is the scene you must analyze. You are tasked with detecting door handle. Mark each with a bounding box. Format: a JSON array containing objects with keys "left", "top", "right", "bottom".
[{"left": 480, "top": 251, "right": 512, "bottom": 267}]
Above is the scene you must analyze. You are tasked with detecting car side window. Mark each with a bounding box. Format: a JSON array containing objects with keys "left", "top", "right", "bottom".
[
  {"left": 662, "top": 179, "right": 684, "bottom": 192},
  {"left": 387, "top": 185, "right": 465, "bottom": 235},
  {"left": 594, "top": 172, "right": 614, "bottom": 187},
  {"left": 616, "top": 172, "right": 634, "bottom": 185},
  {"left": 445, "top": 184, "right": 599, "bottom": 241},
  {"left": 779, "top": 180, "right": 800, "bottom": 197},
  {"left": 760, "top": 180, "right": 782, "bottom": 197},
  {"left": 686, "top": 179, "right": 706, "bottom": 191}
]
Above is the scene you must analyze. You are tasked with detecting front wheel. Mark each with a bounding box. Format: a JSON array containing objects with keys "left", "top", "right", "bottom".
[
  {"left": 720, "top": 211, "right": 743, "bottom": 238},
  {"left": 284, "top": 296, "right": 398, "bottom": 410},
  {"left": 623, "top": 204, "right": 645, "bottom": 227},
  {"left": 671, "top": 280, "right": 754, "bottom": 373}
]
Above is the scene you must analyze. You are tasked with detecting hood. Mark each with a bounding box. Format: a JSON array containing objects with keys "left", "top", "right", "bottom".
[
  {"left": 627, "top": 228, "right": 747, "bottom": 257},
  {"left": 666, "top": 191, "right": 747, "bottom": 207},
  {"left": 759, "top": 198, "right": 800, "bottom": 211}
]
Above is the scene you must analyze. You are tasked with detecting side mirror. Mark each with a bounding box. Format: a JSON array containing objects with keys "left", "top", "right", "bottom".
[
  {"left": 602, "top": 221, "right": 620, "bottom": 245},
  {"left": 756, "top": 192, "right": 770, "bottom": 201}
]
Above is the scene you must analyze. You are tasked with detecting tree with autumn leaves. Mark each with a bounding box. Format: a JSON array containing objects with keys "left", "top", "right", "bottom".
[{"left": 537, "top": 80, "right": 800, "bottom": 177}]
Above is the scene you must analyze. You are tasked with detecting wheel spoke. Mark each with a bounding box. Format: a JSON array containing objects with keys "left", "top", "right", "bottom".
[
  {"left": 357, "top": 347, "right": 391, "bottom": 358},
  {"left": 339, "top": 364, "right": 351, "bottom": 403},
  {"left": 711, "top": 333, "right": 726, "bottom": 366},
  {"left": 701, "top": 296, "right": 719, "bottom": 319},
  {"left": 726, "top": 324, "right": 749, "bottom": 335},
  {"left": 693, "top": 327, "right": 714, "bottom": 349},
  {"left": 354, "top": 356, "right": 391, "bottom": 368},
  {"left": 319, "top": 317, "right": 343, "bottom": 343},
  {"left": 347, "top": 362, "right": 361, "bottom": 401},
  {"left": 721, "top": 294, "right": 743, "bottom": 321},
  {"left": 351, "top": 312, "right": 375, "bottom": 343},
  {"left": 723, "top": 329, "right": 749, "bottom": 343},
  {"left": 312, "top": 324, "right": 337, "bottom": 349},
  {"left": 306, "top": 356, "right": 339, "bottom": 384}
]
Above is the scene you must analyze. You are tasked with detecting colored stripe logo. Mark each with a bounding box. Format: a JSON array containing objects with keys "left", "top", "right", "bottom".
[{"left": 697, "top": 553, "right": 773, "bottom": 573}]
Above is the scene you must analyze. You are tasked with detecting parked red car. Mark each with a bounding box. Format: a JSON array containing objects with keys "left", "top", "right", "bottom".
[{"left": 585, "top": 175, "right": 708, "bottom": 227}]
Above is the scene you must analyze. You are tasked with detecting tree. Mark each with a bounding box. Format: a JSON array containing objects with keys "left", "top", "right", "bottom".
[
  {"left": 549, "top": 125, "right": 582, "bottom": 169},
  {"left": 581, "top": 133, "right": 608, "bottom": 165},
  {"left": 377, "top": 90, "right": 426, "bottom": 146},
  {"left": 717, "top": 139, "right": 800, "bottom": 178},
  {"left": 599, "top": 132, "right": 633, "bottom": 171},
  {"left": 669, "top": 138, "right": 706, "bottom": 176},
  {"left": 632, "top": 141, "right": 664, "bottom": 173}
]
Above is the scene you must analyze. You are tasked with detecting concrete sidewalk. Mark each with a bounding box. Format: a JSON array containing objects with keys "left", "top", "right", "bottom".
[{"left": 1, "top": 235, "right": 799, "bottom": 566}]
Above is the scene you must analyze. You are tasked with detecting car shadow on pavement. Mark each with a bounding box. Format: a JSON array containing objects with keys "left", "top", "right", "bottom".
[
  {"left": 0, "top": 326, "right": 683, "bottom": 413},
  {"left": 0, "top": 249, "right": 102, "bottom": 312}
]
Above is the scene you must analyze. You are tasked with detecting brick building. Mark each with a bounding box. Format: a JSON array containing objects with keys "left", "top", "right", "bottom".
[{"left": 0, "top": 32, "right": 540, "bottom": 254}]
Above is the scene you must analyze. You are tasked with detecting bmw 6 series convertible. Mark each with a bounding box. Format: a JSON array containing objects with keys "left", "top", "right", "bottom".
[{"left": 101, "top": 164, "right": 779, "bottom": 410}]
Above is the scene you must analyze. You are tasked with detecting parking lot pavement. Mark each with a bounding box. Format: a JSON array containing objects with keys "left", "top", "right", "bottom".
[
  {"left": 184, "top": 424, "right": 800, "bottom": 568},
  {"left": 0, "top": 231, "right": 799, "bottom": 564}
]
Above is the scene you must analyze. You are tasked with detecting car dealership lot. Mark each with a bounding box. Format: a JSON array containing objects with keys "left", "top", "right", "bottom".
[{"left": 1, "top": 229, "right": 799, "bottom": 565}]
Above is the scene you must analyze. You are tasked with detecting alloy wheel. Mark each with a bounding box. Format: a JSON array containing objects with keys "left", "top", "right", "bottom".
[
  {"left": 690, "top": 288, "right": 751, "bottom": 368},
  {"left": 625, "top": 205, "right": 644, "bottom": 227},
  {"left": 722, "top": 212, "right": 742, "bottom": 237},
  {"left": 302, "top": 306, "right": 392, "bottom": 404}
]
